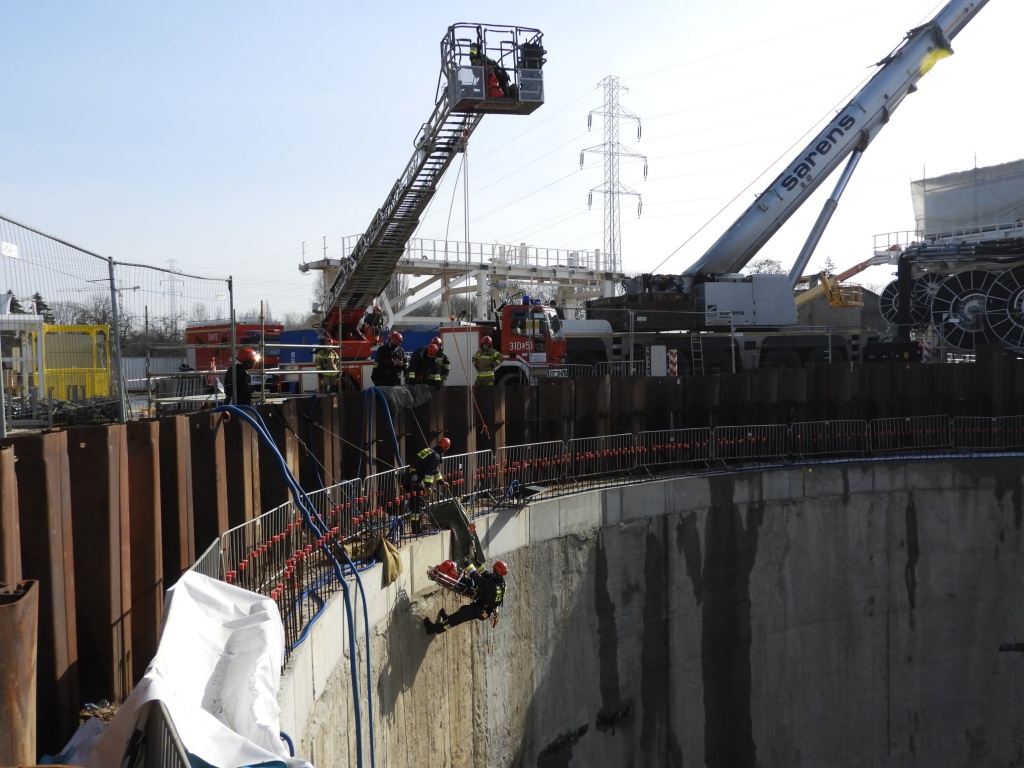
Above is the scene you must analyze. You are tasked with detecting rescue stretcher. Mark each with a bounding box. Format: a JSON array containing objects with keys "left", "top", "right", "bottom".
[{"left": 426, "top": 560, "right": 479, "bottom": 599}]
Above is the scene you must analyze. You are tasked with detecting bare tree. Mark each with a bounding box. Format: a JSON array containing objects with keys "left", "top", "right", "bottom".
[{"left": 747, "top": 258, "right": 785, "bottom": 274}]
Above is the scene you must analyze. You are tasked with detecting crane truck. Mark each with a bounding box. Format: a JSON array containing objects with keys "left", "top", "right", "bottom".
[
  {"left": 584, "top": 0, "right": 990, "bottom": 373},
  {"left": 305, "top": 23, "right": 566, "bottom": 389}
]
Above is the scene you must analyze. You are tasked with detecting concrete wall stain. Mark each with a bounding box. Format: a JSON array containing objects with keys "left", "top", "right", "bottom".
[
  {"left": 677, "top": 513, "right": 704, "bottom": 605},
  {"left": 904, "top": 493, "right": 919, "bottom": 613},
  {"left": 702, "top": 476, "right": 765, "bottom": 768},
  {"left": 640, "top": 524, "right": 671, "bottom": 763},
  {"left": 594, "top": 531, "right": 622, "bottom": 724}
]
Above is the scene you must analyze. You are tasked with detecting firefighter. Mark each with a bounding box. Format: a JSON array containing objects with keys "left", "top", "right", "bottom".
[
  {"left": 314, "top": 334, "right": 340, "bottom": 393},
  {"left": 429, "top": 336, "right": 451, "bottom": 387},
  {"left": 224, "top": 347, "right": 259, "bottom": 406},
  {"left": 424, "top": 560, "right": 508, "bottom": 635},
  {"left": 406, "top": 343, "right": 440, "bottom": 386},
  {"left": 371, "top": 331, "right": 407, "bottom": 386},
  {"left": 468, "top": 42, "right": 513, "bottom": 98},
  {"left": 406, "top": 436, "right": 450, "bottom": 534},
  {"left": 472, "top": 336, "right": 503, "bottom": 386}
]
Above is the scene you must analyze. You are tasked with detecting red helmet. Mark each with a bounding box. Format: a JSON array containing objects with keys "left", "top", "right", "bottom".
[
  {"left": 431, "top": 336, "right": 443, "bottom": 347},
  {"left": 237, "top": 347, "right": 260, "bottom": 367},
  {"left": 438, "top": 437, "right": 451, "bottom": 451},
  {"left": 388, "top": 331, "right": 403, "bottom": 344},
  {"left": 492, "top": 560, "right": 508, "bottom": 577},
  {"left": 481, "top": 335, "right": 493, "bottom": 346},
  {"left": 426, "top": 343, "right": 438, "bottom": 357}
]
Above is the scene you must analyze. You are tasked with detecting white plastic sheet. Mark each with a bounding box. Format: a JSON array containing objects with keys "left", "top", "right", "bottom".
[{"left": 80, "top": 570, "right": 312, "bottom": 768}]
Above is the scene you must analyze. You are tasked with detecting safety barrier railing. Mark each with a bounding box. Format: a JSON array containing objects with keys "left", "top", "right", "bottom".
[
  {"left": 221, "top": 498, "right": 303, "bottom": 595},
  {"left": 567, "top": 434, "right": 636, "bottom": 489},
  {"left": 190, "top": 538, "right": 224, "bottom": 581},
  {"left": 144, "top": 699, "right": 191, "bottom": 768},
  {"left": 869, "top": 415, "right": 952, "bottom": 453},
  {"left": 496, "top": 441, "right": 570, "bottom": 502},
  {"left": 791, "top": 420, "right": 871, "bottom": 458},
  {"left": 635, "top": 428, "right": 713, "bottom": 473},
  {"left": 952, "top": 417, "right": 998, "bottom": 452},
  {"left": 995, "top": 415, "right": 1024, "bottom": 450},
  {"left": 595, "top": 360, "right": 646, "bottom": 376},
  {"left": 557, "top": 364, "right": 598, "bottom": 379},
  {"left": 442, "top": 450, "right": 499, "bottom": 518},
  {"left": 357, "top": 470, "right": 405, "bottom": 543},
  {"left": 190, "top": 413, "right": 1024, "bottom": 668},
  {"left": 713, "top": 425, "right": 791, "bottom": 465}
]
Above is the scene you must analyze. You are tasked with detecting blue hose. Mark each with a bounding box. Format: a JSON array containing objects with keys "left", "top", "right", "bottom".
[{"left": 214, "top": 405, "right": 369, "bottom": 768}]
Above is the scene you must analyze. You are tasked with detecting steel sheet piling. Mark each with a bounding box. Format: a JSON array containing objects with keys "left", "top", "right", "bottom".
[
  {"left": 5, "top": 431, "right": 79, "bottom": 753},
  {"left": 158, "top": 415, "right": 195, "bottom": 587},
  {"left": 0, "top": 580, "right": 38, "bottom": 765},
  {"left": 126, "top": 420, "right": 163, "bottom": 685},
  {"left": 66, "top": 424, "right": 133, "bottom": 703}
]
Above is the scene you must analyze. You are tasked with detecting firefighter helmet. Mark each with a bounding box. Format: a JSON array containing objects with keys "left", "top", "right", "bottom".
[
  {"left": 388, "top": 331, "right": 403, "bottom": 344},
  {"left": 237, "top": 347, "right": 260, "bottom": 367},
  {"left": 426, "top": 343, "right": 438, "bottom": 357},
  {"left": 481, "top": 335, "right": 493, "bottom": 347},
  {"left": 438, "top": 437, "right": 451, "bottom": 451},
  {"left": 492, "top": 560, "right": 508, "bottom": 577}
]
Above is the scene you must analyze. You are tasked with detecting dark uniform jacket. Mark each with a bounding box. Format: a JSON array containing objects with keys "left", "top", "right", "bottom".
[
  {"left": 407, "top": 346, "right": 440, "bottom": 384},
  {"left": 469, "top": 570, "right": 505, "bottom": 612},
  {"left": 223, "top": 362, "right": 253, "bottom": 406},
  {"left": 371, "top": 342, "right": 407, "bottom": 386}
]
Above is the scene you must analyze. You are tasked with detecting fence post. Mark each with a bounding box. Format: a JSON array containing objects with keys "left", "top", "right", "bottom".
[{"left": 107, "top": 258, "right": 128, "bottom": 424}]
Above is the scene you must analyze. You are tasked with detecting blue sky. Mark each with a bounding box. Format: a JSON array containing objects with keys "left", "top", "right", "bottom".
[{"left": 3, "top": 0, "right": 1022, "bottom": 318}]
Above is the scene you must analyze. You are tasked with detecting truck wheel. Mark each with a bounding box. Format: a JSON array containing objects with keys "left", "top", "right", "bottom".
[
  {"left": 763, "top": 349, "right": 801, "bottom": 369},
  {"left": 497, "top": 369, "right": 527, "bottom": 386}
]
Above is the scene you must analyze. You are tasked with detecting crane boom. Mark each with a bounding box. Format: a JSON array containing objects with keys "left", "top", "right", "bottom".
[
  {"left": 686, "top": 0, "right": 989, "bottom": 279},
  {"left": 319, "top": 23, "right": 545, "bottom": 335}
]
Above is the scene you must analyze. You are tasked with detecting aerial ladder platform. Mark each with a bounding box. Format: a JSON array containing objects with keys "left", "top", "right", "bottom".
[{"left": 318, "top": 24, "right": 546, "bottom": 339}]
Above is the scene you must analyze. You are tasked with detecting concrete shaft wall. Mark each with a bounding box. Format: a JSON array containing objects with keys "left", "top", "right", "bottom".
[{"left": 280, "top": 458, "right": 1024, "bottom": 767}]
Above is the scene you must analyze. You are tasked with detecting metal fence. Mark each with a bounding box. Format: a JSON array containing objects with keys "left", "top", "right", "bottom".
[
  {"left": 791, "top": 420, "right": 871, "bottom": 458},
  {"left": 188, "top": 412, "right": 1024, "bottom": 668},
  {"left": 0, "top": 214, "right": 233, "bottom": 431}
]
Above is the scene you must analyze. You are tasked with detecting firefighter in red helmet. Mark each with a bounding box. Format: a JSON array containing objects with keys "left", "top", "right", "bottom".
[
  {"left": 472, "top": 335, "right": 502, "bottom": 386},
  {"left": 224, "top": 347, "right": 260, "bottom": 406},
  {"left": 424, "top": 559, "right": 508, "bottom": 635},
  {"left": 406, "top": 436, "right": 451, "bottom": 534},
  {"left": 371, "top": 331, "right": 407, "bottom": 387},
  {"left": 430, "top": 336, "right": 451, "bottom": 387},
  {"left": 407, "top": 342, "right": 440, "bottom": 386}
]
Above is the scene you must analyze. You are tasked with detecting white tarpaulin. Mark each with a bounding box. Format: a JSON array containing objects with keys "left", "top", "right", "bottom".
[
  {"left": 69, "top": 570, "right": 312, "bottom": 768},
  {"left": 912, "top": 159, "right": 1024, "bottom": 235}
]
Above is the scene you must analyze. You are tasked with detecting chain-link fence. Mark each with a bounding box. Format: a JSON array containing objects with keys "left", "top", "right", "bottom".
[{"left": 0, "top": 214, "right": 234, "bottom": 431}]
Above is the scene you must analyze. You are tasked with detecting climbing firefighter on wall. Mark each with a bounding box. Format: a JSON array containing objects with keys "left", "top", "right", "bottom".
[
  {"left": 371, "top": 331, "right": 407, "bottom": 386},
  {"left": 406, "top": 437, "right": 450, "bottom": 534},
  {"left": 472, "top": 336, "right": 502, "bottom": 386},
  {"left": 424, "top": 559, "right": 508, "bottom": 635}
]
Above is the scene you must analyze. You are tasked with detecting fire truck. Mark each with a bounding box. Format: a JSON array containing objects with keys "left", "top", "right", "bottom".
[
  {"left": 185, "top": 321, "right": 283, "bottom": 378},
  {"left": 305, "top": 23, "right": 563, "bottom": 389},
  {"left": 583, "top": 0, "right": 990, "bottom": 373}
]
